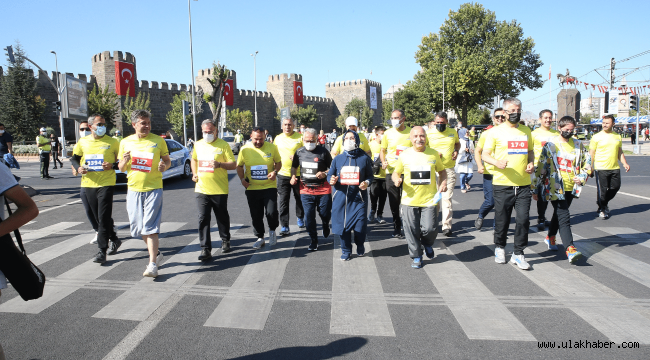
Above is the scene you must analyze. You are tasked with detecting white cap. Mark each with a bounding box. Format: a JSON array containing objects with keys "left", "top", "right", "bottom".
[
  {"left": 345, "top": 116, "right": 358, "bottom": 127},
  {"left": 40, "top": 127, "right": 47, "bottom": 132}
]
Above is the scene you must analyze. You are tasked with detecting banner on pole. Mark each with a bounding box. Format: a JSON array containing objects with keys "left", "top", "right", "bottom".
[
  {"left": 370, "top": 86, "right": 377, "bottom": 109},
  {"left": 293, "top": 81, "right": 303, "bottom": 104},
  {"left": 608, "top": 91, "right": 618, "bottom": 115},
  {"left": 114, "top": 61, "right": 136, "bottom": 97},
  {"left": 224, "top": 80, "right": 234, "bottom": 106}
]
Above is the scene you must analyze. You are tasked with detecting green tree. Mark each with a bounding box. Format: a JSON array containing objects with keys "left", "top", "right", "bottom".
[
  {"left": 225, "top": 108, "right": 253, "bottom": 136},
  {"left": 414, "top": 3, "right": 543, "bottom": 126},
  {"left": 335, "top": 114, "right": 347, "bottom": 130},
  {"left": 165, "top": 91, "right": 204, "bottom": 140},
  {"left": 467, "top": 107, "right": 492, "bottom": 125},
  {"left": 202, "top": 62, "right": 230, "bottom": 125},
  {"left": 630, "top": 95, "right": 649, "bottom": 117},
  {"left": 580, "top": 113, "right": 596, "bottom": 125},
  {"left": 393, "top": 84, "right": 433, "bottom": 126},
  {"left": 382, "top": 98, "right": 394, "bottom": 124},
  {"left": 121, "top": 87, "right": 151, "bottom": 132},
  {"left": 291, "top": 105, "right": 319, "bottom": 127},
  {"left": 0, "top": 42, "right": 47, "bottom": 141},
  {"left": 88, "top": 84, "right": 120, "bottom": 131},
  {"left": 343, "top": 98, "right": 374, "bottom": 129}
]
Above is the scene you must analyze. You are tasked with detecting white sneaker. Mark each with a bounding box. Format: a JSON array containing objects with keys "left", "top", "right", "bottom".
[
  {"left": 494, "top": 247, "right": 506, "bottom": 264},
  {"left": 156, "top": 251, "right": 164, "bottom": 266},
  {"left": 253, "top": 238, "right": 265, "bottom": 249},
  {"left": 90, "top": 232, "right": 98, "bottom": 244},
  {"left": 143, "top": 262, "right": 158, "bottom": 277},
  {"left": 268, "top": 230, "right": 277, "bottom": 246},
  {"left": 510, "top": 254, "right": 531, "bottom": 270}
]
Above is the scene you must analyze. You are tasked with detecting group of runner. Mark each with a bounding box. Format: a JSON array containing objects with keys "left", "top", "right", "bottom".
[{"left": 70, "top": 96, "right": 630, "bottom": 276}]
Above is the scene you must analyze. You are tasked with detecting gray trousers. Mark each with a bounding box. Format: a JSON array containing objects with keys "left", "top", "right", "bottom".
[{"left": 401, "top": 204, "right": 439, "bottom": 259}]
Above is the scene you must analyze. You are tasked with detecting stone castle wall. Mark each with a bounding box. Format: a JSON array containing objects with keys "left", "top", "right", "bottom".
[{"left": 326, "top": 79, "right": 383, "bottom": 128}]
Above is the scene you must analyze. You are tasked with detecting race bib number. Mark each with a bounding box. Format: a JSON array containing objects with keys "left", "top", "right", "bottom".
[
  {"left": 251, "top": 165, "right": 268, "bottom": 180},
  {"left": 85, "top": 154, "right": 104, "bottom": 172},
  {"left": 507, "top": 136, "right": 528, "bottom": 155},
  {"left": 131, "top": 151, "right": 154, "bottom": 173},
  {"left": 301, "top": 161, "right": 318, "bottom": 179},
  {"left": 340, "top": 166, "right": 360, "bottom": 185},
  {"left": 410, "top": 165, "right": 431, "bottom": 185},
  {"left": 395, "top": 145, "right": 408, "bottom": 159},
  {"left": 198, "top": 154, "right": 215, "bottom": 173},
  {"left": 557, "top": 152, "right": 575, "bottom": 173}
]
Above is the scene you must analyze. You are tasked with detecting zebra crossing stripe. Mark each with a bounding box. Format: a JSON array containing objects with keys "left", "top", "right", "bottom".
[
  {"left": 22, "top": 222, "right": 84, "bottom": 243},
  {"left": 596, "top": 227, "right": 650, "bottom": 249},
  {"left": 204, "top": 225, "right": 300, "bottom": 330},
  {"left": 574, "top": 240, "right": 650, "bottom": 291},
  {"left": 330, "top": 236, "right": 396, "bottom": 337},
  {"left": 426, "top": 240, "right": 536, "bottom": 341}
]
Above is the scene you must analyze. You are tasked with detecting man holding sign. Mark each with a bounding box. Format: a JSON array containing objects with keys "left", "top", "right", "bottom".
[
  {"left": 481, "top": 98, "right": 535, "bottom": 270},
  {"left": 118, "top": 110, "right": 171, "bottom": 277},
  {"left": 191, "top": 120, "right": 236, "bottom": 261},
  {"left": 392, "top": 127, "right": 447, "bottom": 269},
  {"left": 71, "top": 114, "right": 121, "bottom": 264}
]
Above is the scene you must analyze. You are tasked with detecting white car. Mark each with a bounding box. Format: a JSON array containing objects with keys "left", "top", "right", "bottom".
[{"left": 116, "top": 139, "right": 192, "bottom": 185}]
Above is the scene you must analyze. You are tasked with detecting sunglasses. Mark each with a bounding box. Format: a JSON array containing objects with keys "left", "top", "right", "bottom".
[
  {"left": 494, "top": 115, "right": 506, "bottom": 119},
  {"left": 79, "top": 128, "right": 90, "bottom": 131}
]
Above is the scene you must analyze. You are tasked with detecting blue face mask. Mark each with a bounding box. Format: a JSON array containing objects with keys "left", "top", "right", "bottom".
[{"left": 95, "top": 125, "right": 107, "bottom": 137}]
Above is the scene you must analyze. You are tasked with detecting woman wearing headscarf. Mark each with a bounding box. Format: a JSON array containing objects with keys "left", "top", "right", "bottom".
[{"left": 328, "top": 130, "right": 374, "bottom": 261}]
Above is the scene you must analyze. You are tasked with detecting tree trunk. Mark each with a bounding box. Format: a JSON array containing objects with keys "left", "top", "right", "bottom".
[{"left": 461, "top": 93, "right": 468, "bottom": 127}]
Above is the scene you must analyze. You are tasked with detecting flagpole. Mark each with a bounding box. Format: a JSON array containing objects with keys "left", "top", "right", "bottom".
[{"left": 549, "top": 64, "right": 552, "bottom": 111}]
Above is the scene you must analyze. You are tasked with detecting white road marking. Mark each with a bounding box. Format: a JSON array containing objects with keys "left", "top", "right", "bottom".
[
  {"left": 22, "top": 222, "right": 83, "bottom": 243},
  {"left": 37, "top": 199, "right": 83, "bottom": 214},
  {"left": 585, "top": 184, "right": 650, "bottom": 201},
  {"left": 596, "top": 227, "right": 650, "bottom": 249}
]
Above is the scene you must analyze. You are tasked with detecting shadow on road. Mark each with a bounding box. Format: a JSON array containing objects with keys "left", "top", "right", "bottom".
[{"left": 228, "top": 337, "right": 368, "bottom": 359}]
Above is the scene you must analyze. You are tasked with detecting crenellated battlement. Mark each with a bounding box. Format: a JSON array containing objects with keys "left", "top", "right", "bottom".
[
  {"left": 92, "top": 50, "right": 136, "bottom": 64},
  {"left": 238, "top": 89, "right": 271, "bottom": 98},
  {"left": 326, "top": 79, "right": 381, "bottom": 88},
  {"left": 137, "top": 79, "right": 193, "bottom": 92},
  {"left": 304, "top": 96, "right": 333, "bottom": 103},
  {"left": 267, "top": 73, "right": 302, "bottom": 82}
]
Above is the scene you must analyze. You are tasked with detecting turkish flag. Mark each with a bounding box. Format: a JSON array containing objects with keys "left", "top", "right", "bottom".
[
  {"left": 223, "top": 79, "right": 234, "bottom": 106},
  {"left": 294, "top": 81, "right": 304, "bottom": 104},
  {"left": 115, "top": 61, "right": 136, "bottom": 97}
]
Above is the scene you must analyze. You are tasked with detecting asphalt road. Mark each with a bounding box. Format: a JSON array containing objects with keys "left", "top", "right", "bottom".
[{"left": 1, "top": 157, "right": 649, "bottom": 359}]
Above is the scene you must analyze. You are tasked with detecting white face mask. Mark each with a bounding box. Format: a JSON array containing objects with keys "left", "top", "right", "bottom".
[
  {"left": 304, "top": 142, "right": 317, "bottom": 151},
  {"left": 391, "top": 119, "right": 401, "bottom": 128},
  {"left": 0, "top": 130, "right": 4, "bottom": 134},
  {"left": 203, "top": 132, "right": 215, "bottom": 143},
  {"left": 80, "top": 131, "right": 91, "bottom": 137},
  {"left": 343, "top": 139, "right": 357, "bottom": 151}
]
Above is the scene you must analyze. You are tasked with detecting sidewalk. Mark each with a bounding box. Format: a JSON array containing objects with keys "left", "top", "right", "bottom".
[{"left": 620, "top": 137, "right": 650, "bottom": 155}]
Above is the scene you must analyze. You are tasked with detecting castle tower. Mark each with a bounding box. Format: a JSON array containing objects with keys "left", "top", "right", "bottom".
[
  {"left": 326, "top": 79, "right": 383, "bottom": 127},
  {"left": 266, "top": 73, "right": 302, "bottom": 111},
  {"left": 91, "top": 51, "right": 137, "bottom": 93}
]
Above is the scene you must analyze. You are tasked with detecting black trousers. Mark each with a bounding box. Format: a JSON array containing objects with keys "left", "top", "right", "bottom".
[
  {"left": 245, "top": 188, "right": 279, "bottom": 238},
  {"left": 536, "top": 196, "right": 549, "bottom": 222},
  {"left": 386, "top": 174, "right": 403, "bottom": 234},
  {"left": 595, "top": 169, "right": 621, "bottom": 211},
  {"left": 196, "top": 193, "right": 230, "bottom": 249},
  {"left": 548, "top": 194, "right": 575, "bottom": 248},
  {"left": 277, "top": 174, "right": 304, "bottom": 227},
  {"left": 51, "top": 151, "right": 63, "bottom": 167},
  {"left": 370, "top": 178, "right": 387, "bottom": 216},
  {"left": 84, "top": 186, "right": 115, "bottom": 250},
  {"left": 39, "top": 152, "right": 50, "bottom": 177},
  {"left": 493, "top": 185, "right": 531, "bottom": 255}
]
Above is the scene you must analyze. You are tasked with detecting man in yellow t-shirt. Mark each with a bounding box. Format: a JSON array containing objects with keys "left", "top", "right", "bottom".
[
  {"left": 237, "top": 127, "right": 282, "bottom": 249},
  {"left": 426, "top": 112, "right": 460, "bottom": 236},
  {"left": 392, "top": 126, "right": 447, "bottom": 269},
  {"left": 369, "top": 125, "right": 387, "bottom": 224},
  {"left": 118, "top": 110, "right": 171, "bottom": 278},
  {"left": 482, "top": 97, "right": 534, "bottom": 270},
  {"left": 330, "top": 116, "right": 371, "bottom": 156},
  {"left": 531, "top": 109, "right": 558, "bottom": 230},
  {"left": 36, "top": 127, "right": 52, "bottom": 179},
  {"left": 191, "top": 120, "right": 236, "bottom": 260},
  {"left": 589, "top": 115, "right": 630, "bottom": 219},
  {"left": 71, "top": 115, "right": 121, "bottom": 264},
  {"left": 474, "top": 108, "right": 506, "bottom": 230},
  {"left": 274, "top": 117, "right": 305, "bottom": 235},
  {"left": 380, "top": 109, "right": 412, "bottom": 238}
]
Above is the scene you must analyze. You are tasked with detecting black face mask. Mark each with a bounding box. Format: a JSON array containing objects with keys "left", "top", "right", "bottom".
[
  {"left": 560, "top": 130, "right": 573, "bottom": 139},
  {"left": 507, "top": 113, "right": 521, "bottom": 123},
  {"left": 435, "top": 124, "right": 446, "bottom": 132}
]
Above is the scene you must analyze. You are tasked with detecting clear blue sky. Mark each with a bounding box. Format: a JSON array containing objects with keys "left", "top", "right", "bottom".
[{"left": 2, "top": 0, "right": 649, "bottom": 118}]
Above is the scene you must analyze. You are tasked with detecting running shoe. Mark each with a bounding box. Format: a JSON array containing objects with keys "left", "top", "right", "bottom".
[
  {"left": 442, "top": 229, "right": 452, "bottom": 237},
  {"left": 368, "top": 212, "right": 376, "bottom": 223},
  {"left": 566, "top": 245, "right": 583, "bottom": 264},
  {"left": 90, "top": 232, "right": 98, "bottom": 244},
  {"left": 411, "top": 257, "right": 422, "bottom": 269},
  {"left": 322, "top": 224, "right": 330, "bottom": 239},
  {"left": 198, "top": 248, "right": 212, "bottom": 261},
  {"left": 253, "top": 238, "right": 265, "bottom": 249},
  {"left": 308, "top": 240, "right": 318, "bottom": 251},
  {"left": 544, "top": 236, "right": 558, "bottom": 251},
  {"left": 537, "top": 220, "right": 546, "bottom": 231},
  {"left": 495, "top": 247, "right": 506, "bottom": 264},
  {"left": 340, "top": 253, "right": 351, "bottom": 261},
  {"left": 424, "top": 246, "right": 435, "bottom": 259},
  {"left": 269, "top": 230, "right": 277, "bottom": 246},
  {"left": 297, "top": 218, "right": 305, "bottom": 228},
  {"left": 357, "top": 243, "right": 366, "bottom": 257},
  {"left": 92, "top": 250, "right": 106, "bottom": 264},
  {"left": 510, "top": 254, "right": 531, "bottom": 270},
  {"left": 108, "top": 237, "right": 122, "bottom": 255},
  {"left": 279, "top": 226, "right": 290, "bottom": 236},
  {"left": 143, "top": 262, "right": 158, "bottom": 277},
  {"left": 376, "top": 216, "right": 386, "bottom": 224},
  {"left": 598, "top": 211, "right": 608, "bottom": 220},
  {"left": 221, "top": 240, "right": 231, "bottom": 253},
  {"left": 475, "top": 217, "right": 483, "bottom": 230}
]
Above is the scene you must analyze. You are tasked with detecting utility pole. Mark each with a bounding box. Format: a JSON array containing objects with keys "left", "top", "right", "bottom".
[{"left": 605, "top": 57, "right": 615, "bottom": 114}]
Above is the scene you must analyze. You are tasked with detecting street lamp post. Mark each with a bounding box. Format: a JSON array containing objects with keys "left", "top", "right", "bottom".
[
  {"left": 50, "top": 51, "right": 66, "bottom": 158},
  {"left": 251, "top": 51, "right": 258, "bottom": 127},
  {"left": 442, "top": 65, "right": 447, "bottom": 113},
  {"left": 188, "top": 0, "right": 198, "bottom": 142}
]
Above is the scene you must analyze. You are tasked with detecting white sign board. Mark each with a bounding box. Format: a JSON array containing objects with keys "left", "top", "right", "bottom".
[
  {"left": 62, "top": 74, "right": 88, "bottom": 120},
  {"left": 370, "top": 86, "right": 377, "bottom": 109},
  {"left": 608, "top": 91, "right": 618, "bottom": 115}
]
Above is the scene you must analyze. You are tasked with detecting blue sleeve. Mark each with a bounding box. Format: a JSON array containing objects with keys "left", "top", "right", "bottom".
[
  {"left": 363, "top": 156, "right": 374, "bottom": 185},
  {"left": 327, "top": 156, "right": 339, "bottom": 183}
]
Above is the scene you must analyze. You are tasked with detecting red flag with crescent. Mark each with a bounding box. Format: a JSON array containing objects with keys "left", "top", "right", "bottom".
[
  {"left": 223, "top": 79, "right": 234, "bottom": 106},
  {"left": 294, "top": 81, "right": 304, "bottom": 104},
  {"left": 115, "top": 61, "right": 136, "bottom": 97}
]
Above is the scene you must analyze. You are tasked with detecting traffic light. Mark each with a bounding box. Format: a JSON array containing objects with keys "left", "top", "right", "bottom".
[
  {"left": 53, "top": 101, "right": 61, "bottom": 111},
  {"left": 4, "top": 45, "right": 15, "bottom": 64},
  {"left": 630, "top": 95, "right": 638, "bottom": 111},
  {"left": 182, "top": 100, "right": 190, "bottom": 115}
]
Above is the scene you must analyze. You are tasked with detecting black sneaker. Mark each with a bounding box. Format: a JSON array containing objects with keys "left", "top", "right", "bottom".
[
  {"left": 46, "top": 175, "right": 54, "bottom": 179},
  {"left": 392, "top": 233, "right": 404, "bottom": 239},
  {"left": 475, "top": 217, "right": 483, "bottom": 230},
  {"left": 93, "top": 250, "right": 106, "bottom": 264},
  {"left": 221, "top": 240, "right": 231, "bottom": 253},
  {"left": 443, "top": 229, "right": 452, "bottom": 237},
  {"left": 322, "top": 224, "right": 330, "bottom": 239},
  {"left": 198, "top": 248, "right": 212, "bottom": 261},
  {"left": 536, "top": 220, "right": 546, "bottom": 231},
  {"left": 107, "top": 237, "right": 122, "bottom": 255},
  {"left": 308, "top": 240, "right": 318, "bottom": 251}
]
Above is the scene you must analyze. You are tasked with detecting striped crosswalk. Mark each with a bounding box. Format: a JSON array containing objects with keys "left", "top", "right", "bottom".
[{"left": 2, "top": 220, "right": 650, "bottom": 347}]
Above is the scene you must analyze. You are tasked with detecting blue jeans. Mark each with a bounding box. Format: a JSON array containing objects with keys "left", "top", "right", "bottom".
[
  {"left": 478, "top": 174, "right": 494, "bottom": 219},
  {"left": 459, "top": 172, "right": 474, "bottom": 190},
  {"left": 300, "top": 193, "right": 332, "bottom": 241},
  {"left": 340, "top": 230, "right": 366, "bottom": 257}
]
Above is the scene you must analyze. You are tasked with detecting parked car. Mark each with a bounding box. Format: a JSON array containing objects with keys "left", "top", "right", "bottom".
[
  {"left": 224, "top": 135, "right": 242, "bottom": 155},
  {"left": 116, "top": 139, "right": 192, "bottom": 185}
]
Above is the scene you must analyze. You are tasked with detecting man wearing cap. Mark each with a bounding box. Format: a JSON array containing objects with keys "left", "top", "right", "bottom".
[
  {"left": 36, "top": 127, "right": 53, "bottom": 179},
  {"left": 274, "top": 117, "right": 305, "bottom": 235},
  {"left": 330, "top": 117, "right": 371, "bottom": 157},
  {"left": 112, "top": 130, "right": 123, "bottom": 143},
  {"left": 234, "top": 130, "right": 244, "bottom": 144}
]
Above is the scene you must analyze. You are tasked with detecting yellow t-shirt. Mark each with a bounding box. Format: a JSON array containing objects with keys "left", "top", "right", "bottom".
[
  {"left": 236, "top": 142, "right": 282, "bottom": 190},
  {"left": 37, "top": 135, "right": 51, "bottom": 152},
  {"left": 483, "top": 123, "right": 533, "bottom": 186},
  {"left": 531, "top": 127, "right": 559, "bottom": 164},
  {"left": 555, "top": 138, "right": 580, "bottom": 193},
  {"left": 369, "top": 140, "right": 386, "bottom": 179},
  {"left": 394, "top": 147, "right": 445, "bottom": 207},
  {"left": 274, "top": 132, "right": 303, "bottom": 177},
  {"left": 426, "top": 127, "right": 459, "bottom": 169},
  {"left": 73, "top": 135, "right": 119, "bottom": 188},
  {"left": 331, "top": 132, "right": 371, "bottom": 155},
  {"left": 192, "top": 138, "right": 235, "bottom": 195},
  {"left": 381, "top": 126, "right": 412, "bottom": 174},
  {"left": 118, "top": 133, "right": 170, "bottom": 192},
  {"left": 590, "top": 131, "right": 622, "bottom": 170},
  {"left": 477, "top": 128, "right": 494, "bottom": 175}
]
